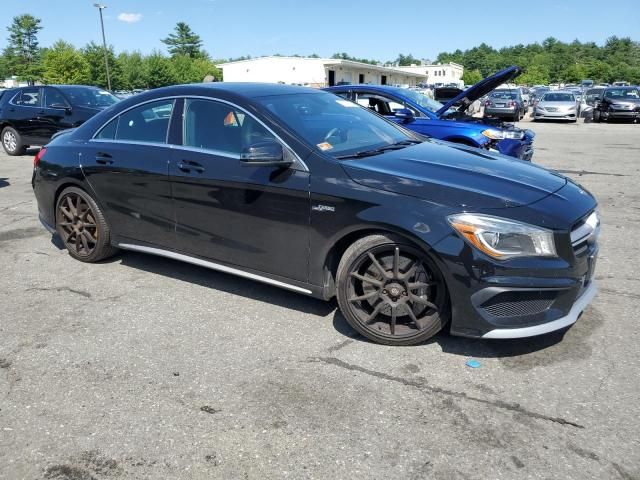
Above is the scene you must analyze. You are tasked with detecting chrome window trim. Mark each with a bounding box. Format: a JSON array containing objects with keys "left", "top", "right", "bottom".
[
  {"left": 117, "top": 243, "right": 313, "bottom": 295},
  {"left": 90, "top": 94, "right": 309, "bottom": 172},
  {"left": 9, "top": 87, "right": 42, "bottom": 109}
]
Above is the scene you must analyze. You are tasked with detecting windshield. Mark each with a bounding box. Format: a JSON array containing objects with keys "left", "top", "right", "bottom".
[
  {"left": 604, "top": 88, "right": 640, "bottom": 99},
  {"left": 395, "top": 88, "right": 446, "bottom": 113},
  {"left": 258, "top": 92, "right": 417, "bottom": 158},
  {"left": 542, "top": 93, "right": 575, "bottom": 102},
  {"left": 59, "top": 87, "right": 119, "bottom": 108}
]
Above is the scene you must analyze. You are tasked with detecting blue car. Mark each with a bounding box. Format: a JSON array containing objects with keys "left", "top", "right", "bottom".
[{"left": 324, "top": 66, "right": 534, "bottom": 161}]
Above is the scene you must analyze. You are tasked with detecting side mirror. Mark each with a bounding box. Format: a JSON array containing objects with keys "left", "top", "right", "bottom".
[
  {"left": 394, "top": 108, "right": 415, "bottom": 123},
  {"left": 240, "top": 140, "right": 291, "bottom": 167}
]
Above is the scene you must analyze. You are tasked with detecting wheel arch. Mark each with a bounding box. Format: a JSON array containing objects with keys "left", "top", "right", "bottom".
[
  {"left": 320, "top": 224, "right": 449, "bottom": 300},
  {"left": 52, "top": 180, "right": 96, "bottom": 226}
]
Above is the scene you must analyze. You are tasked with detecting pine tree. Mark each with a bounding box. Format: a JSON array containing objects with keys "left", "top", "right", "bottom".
[
  {"left": 161, "top": 22, "right": 205, "bottom": 58},
  {"left": 4, "top": 14, "right": 43, "bottom": 84}
]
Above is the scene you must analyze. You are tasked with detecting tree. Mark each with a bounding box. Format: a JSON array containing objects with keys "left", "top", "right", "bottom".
[
  {"left": 4, "top": 14, "right": 43, "bottom": 84},
  {"left": 461, "top": 69, "right": 482, "bottom": 85},
  {"left": 144, "top": 51, "right": 176, "bottom": 88},
  {"left": 117, "top": 51, "right": 147, "bottom": 90},
  {"left": 170, "top": 55, "right": 220, "bottom": 84},
  {"left": 395, "top": 53, "right": 418, "bottom": 66},
  {"left": 161, "top": 22, "right": 205, "bottom": 58},
  {"left": 82, "top": 42, "right": 122, "bottom": 89},
  {"left": 42, "top": 40, "right": 90, "bottom": 84}
]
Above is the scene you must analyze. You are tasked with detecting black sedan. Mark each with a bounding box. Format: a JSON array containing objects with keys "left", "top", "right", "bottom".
[
  {"left": 32, "top": 83, "right": 599, "bottom": 345},
  {"left": 0, "top": 85, "right": 119, "bottom": 155}
]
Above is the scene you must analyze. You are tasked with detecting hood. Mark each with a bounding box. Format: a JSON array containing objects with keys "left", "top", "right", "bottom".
[
  {"left": 435, "top": 66, "right": 522, "bottom": 116},
  {"left": 341, "top": 140, "right": 566, "bottom": 210}
]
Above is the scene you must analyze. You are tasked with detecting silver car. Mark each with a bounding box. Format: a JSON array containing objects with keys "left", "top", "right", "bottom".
[{"left": 533, "top": 91, "right": 578, "bottom": 122}]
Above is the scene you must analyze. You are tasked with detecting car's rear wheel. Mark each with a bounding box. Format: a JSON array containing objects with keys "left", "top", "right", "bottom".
[
  {"left": 55, "top": 186, "right": 118, "bottom": 262},
  {"left": 336, "top": 234, "right": 448, "bottom": 346},
  {"left": 2, "top": 126, "right": 26, "bottom": 156}
]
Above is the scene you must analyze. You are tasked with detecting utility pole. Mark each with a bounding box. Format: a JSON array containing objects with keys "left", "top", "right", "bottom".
[{"left": 94, "top": 4, "right": 112, "bottom": 91}]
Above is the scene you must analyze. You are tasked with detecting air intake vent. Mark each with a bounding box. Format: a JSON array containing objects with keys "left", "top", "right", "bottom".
[{"left": 481, "top": 291, "right": 556, "bottom": 317}]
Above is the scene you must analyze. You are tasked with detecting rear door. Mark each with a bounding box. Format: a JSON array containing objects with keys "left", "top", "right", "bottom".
[
  {"left": 8, "top": 87, "right": 45, "bottom": 142},
  {"left": 79, "top": 98, "right": 178, "bottom": 247},
  {"left": 169, "top": 97, "right": 310, "bottom": 282}
]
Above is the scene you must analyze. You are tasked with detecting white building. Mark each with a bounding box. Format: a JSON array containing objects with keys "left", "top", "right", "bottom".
[
  {"left": 216, "top": 56, "right": 427, "bottom": 88},
  {"left": 396, "top": 62, "right": 465, "bottom": 87}
]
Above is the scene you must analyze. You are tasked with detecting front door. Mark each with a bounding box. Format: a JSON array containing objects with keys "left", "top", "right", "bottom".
[
  {"left": 328, "top": 70, "right": 336, "bottom": 87},
  {"left": 40, "top": 87, "right": 75, "bottom": 140},
  {"left": 169, "top": 98, "right": 310, "bottom": 282},
  {"left": 79, "top": 98, "right": 178, "bottom": 247}
]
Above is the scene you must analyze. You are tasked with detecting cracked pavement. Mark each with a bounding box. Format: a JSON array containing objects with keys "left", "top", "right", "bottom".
[{"left": 1, "top": 120, "right": 639, "bottom": 479}]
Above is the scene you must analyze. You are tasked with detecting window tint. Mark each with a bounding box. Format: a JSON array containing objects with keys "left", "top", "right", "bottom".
[
  {"left": 15, "top": 88, "right": 40, "bottom": 106},
  {"left": 44, "top": 88, "right": 69, "bottom": 108},
  {"left": 183, "top": 99, "right": 276, "bottom": 155},
  {"left": 95, "top": 117, "right": 118, "bottom": 140},
  {"left": 115, "top": 100, "right": 174, "bottom": 143}
]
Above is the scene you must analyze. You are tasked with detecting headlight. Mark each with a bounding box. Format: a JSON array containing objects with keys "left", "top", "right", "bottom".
[
  {"left": 448, "top": 213, "right": 557, "bottom": 259},
  {"left": 481, "top": 129, "right": 524, "bottom": 141}
]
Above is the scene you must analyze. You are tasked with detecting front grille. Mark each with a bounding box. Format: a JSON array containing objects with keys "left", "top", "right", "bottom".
[{"left": 481, "top": 291, "right": 556, "bottom": 317}]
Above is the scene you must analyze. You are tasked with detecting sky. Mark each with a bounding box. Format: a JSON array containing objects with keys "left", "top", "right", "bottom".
[{"left": 1, "top": 0, "right": 639, "bottom": 61}]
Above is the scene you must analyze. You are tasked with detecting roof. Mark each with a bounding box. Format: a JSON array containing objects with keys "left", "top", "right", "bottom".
[
  {"left": 216, "top": 56, "right": 427, "bottom": 78},
  {"left": 140, "top": 82, "right": 326, "bottom": 99}
]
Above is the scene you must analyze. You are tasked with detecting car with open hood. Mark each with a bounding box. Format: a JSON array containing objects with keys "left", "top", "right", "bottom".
[
  {"left": 324, "top": 66, "right": 534, "bottom": 161},
  {"left": 32, "top": 83, "right": 598, "bottom": 346}
]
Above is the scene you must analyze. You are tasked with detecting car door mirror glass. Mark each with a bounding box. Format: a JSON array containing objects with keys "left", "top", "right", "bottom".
[{"left": 240, "top": 140, "right": 291, "bottom": 166}]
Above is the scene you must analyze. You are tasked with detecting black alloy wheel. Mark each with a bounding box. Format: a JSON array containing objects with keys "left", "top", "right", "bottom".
[
  {"left": 55, "top": 186, "right": 117, "bottom": 262},
  {"left": 337, "top": 234, "right": 448, "bottom": 346}
]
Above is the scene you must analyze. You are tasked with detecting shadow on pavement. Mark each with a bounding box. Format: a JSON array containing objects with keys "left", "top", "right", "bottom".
[{"left": 0, "top": 178, "right": 9, "bottom": 188}]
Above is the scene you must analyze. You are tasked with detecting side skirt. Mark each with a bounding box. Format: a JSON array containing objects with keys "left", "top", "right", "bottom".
[{"left": 116, "top": 241, "right": 324, "bottom": 298}]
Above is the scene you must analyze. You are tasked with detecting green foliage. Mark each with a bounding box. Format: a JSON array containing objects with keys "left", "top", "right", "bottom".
[
  {"left": 82, "top": 41, "right": 123, "bottom": 89},
  {"left": 4, "top": 14, "right": 43, "bottom": 84},
  {"left": 144, "top": 51, "right": 176, "bottom": 89},
  {"left": 462, "top": 69, "right": 482, "bottom": 85},
  {"left": 437, "top": 37, "right": 640, "bottom": 84},
  {"left": 117, "top": 51, "right": 147, "bottom": 90},
  {"left": 42, "top": 40, "right": 90, "bottom": 84},
  {"left": 331, "top": 52, "right": 379, "bottom": 65},
  {"left": 395, "top": 53, "right": 419, "bottom": 66},
  {"left": 161, "top": 22, "right": 205, "bottom": 58},
  {"left": 170, "top": 55, "right": 220, "bottom": 84}
]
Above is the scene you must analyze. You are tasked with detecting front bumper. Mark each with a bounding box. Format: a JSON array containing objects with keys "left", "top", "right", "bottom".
[
  {"left": 602, "top": 110, "right": 640, "bottom": 120},
  {"left": 481, "top": 281, "right": 596, "bottom": 338},
  {"left": 534, "top": 109, "right": 577, "bottom": 120}
]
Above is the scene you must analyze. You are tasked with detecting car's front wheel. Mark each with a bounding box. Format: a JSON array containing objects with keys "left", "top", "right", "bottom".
[
  {"left": 1, "top": 126, "right": 26, "bottom": 156},
  {"left": 55, "top": 186, "right": 118, "bottom": 262},
  {"left": 336, "top": 234, "right": 448, "bottom": 346}
]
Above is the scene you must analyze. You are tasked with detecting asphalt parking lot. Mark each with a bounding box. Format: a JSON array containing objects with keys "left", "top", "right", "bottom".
[{"left": 1, "top": 119, "right": 639, "bottom": 480}]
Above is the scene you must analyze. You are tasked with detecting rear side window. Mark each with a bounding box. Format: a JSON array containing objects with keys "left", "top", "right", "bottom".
[
  {"left": 116, "top": 100, "right": 173, "bottom": 143},
  {"left": 14, "top": 87, "right": 41, "bottom": 107},
  {"left": 182, "top": 98, "right": 276, "bottom": 155},
  {"left": 93, "top": 100, "right": 174, "bottom": 143}
]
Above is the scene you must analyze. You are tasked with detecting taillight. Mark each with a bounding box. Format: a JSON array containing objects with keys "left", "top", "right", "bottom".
[
  {"left": 485, "top": 100, "right": 492, "bottom": 106},
  {"left": 34, "top": 147, "right": 47, "bottom": 168},
  {"left": 508, "top": 101, "right": 516, "bottom": 107}
]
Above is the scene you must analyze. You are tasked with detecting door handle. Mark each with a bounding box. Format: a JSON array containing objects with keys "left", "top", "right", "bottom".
[
  {"left": 178, "top": 160, "right": 205, "bottom": 174},
  {"left": 95, "top": 152, "right": 113, "bottom": 165}
]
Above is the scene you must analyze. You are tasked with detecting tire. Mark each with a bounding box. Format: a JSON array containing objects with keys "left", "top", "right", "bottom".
[
  {"left": 336, "top": 233, "right": 449, "bottom": 346},
  {"left": 55, "top": 186, "right": 118, "bottom": 262},
  {"left": 1, "top": 126, "right": 26, "bottom": 156},
  {"left": 594, "top": 110, "right": 601, "bottom": 123}
]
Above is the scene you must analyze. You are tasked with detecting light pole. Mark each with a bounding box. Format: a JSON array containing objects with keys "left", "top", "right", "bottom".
[{"left": 94, "top": 4, "right": 112, "bottom": 91}]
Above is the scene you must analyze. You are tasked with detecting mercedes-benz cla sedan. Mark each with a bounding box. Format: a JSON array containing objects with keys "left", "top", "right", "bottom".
[{"left": 32, "top": 83, "right": 599, "bottom": 345}]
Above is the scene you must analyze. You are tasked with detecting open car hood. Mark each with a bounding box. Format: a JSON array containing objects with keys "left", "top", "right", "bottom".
[{"left": 435, "top": 66, "right": 523, "bottom": 116}]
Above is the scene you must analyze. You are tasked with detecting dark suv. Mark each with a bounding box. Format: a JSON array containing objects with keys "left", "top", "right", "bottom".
[{"left": 0, "top": 85, "right": 119, "bottom": 155}]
